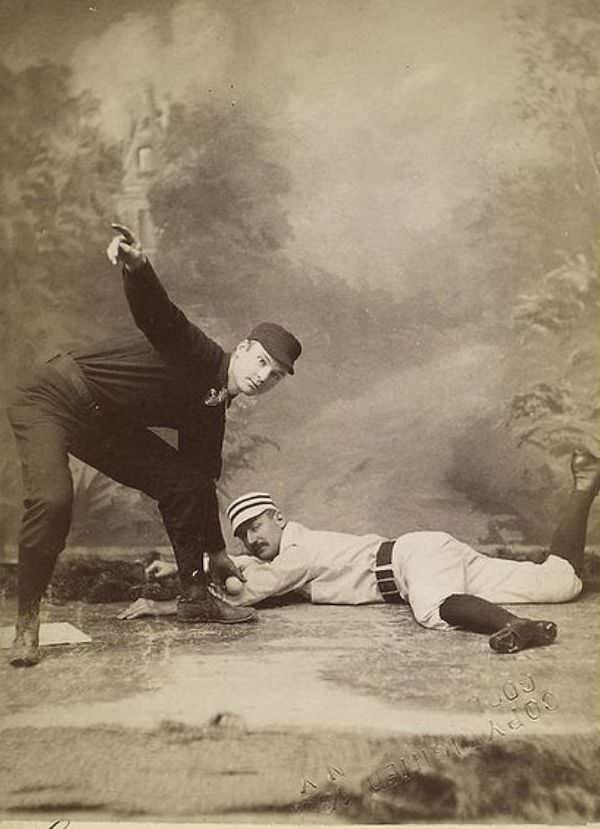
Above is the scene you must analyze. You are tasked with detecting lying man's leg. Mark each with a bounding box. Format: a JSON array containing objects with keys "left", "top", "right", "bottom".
[
  {"left": 439, "top": 449, "right": 600, "bottom": 653},
  {"left": 549, "top": 448, "right": 600, "bottom": 575},
  {"left": 439, "top": 594, "right": 556, "bottom": 653}
]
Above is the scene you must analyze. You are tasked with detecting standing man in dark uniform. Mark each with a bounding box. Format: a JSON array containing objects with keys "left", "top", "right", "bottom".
[{"left": 7, "top": 224, "right": 302, "bottom": 667}]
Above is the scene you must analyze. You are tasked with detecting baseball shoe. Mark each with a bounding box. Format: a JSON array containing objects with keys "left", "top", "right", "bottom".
[
  {"left": 571, "top": 448, "right": 600, "bottom": 496},
  {"left": 9, "top": 607, "right": 41, "bottom": 667},
  {"left": 489, "top": 618, "right": 557, "bottom": 654},
  {"left": 177, "top": 582, "right": 257, "bottom": 624}
]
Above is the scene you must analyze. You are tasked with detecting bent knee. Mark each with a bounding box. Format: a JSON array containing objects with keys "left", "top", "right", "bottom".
[
  {"left": 25, "top": 488, "right": 72, "bottom": 521},
  {"left": 541, "top": 555, "right": 583, "bottom": 602},
  {"left": 410, "top": 599, "right": 453, "bottom": 631}
]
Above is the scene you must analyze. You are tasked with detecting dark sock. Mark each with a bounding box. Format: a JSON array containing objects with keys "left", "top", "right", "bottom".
[
  {"left": 439, "top": 594, "right": 518, "bottom": 634},
  {"left": 179, "top": 567, "right": 209, "bottom": 595},
  {"left": 549, "top": 491, "right": 594, "bottom": 575}
]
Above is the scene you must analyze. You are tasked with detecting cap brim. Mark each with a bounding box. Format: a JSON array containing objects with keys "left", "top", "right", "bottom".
[{"left": 263, "top": 350, "right": 294, "bottom": 375}]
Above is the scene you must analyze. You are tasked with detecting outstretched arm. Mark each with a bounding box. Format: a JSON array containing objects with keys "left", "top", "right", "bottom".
[
  {"left": 107, "top": 222, "right": 148, "bottom": 272},
  {"left": 224, "top": 552, "right": 312, "bottom": 606},
  {"left": 107, "top": 224, "right": 220, "bottom": 362}
]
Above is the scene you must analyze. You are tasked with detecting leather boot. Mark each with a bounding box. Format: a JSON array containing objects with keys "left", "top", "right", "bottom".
[
  {"left": 177, "top": 580, "right": 257, "bottom": 624},
  {"left": 489, "top": 618, "right": 557, "bottom": 654},
  {"left": 9, "top": 601, "right": 41, "bottom": 667}
]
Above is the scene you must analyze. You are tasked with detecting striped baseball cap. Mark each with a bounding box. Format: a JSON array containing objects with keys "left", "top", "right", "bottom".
[{"left": 226, "top": 491, "right": 278, "bottom": 537}]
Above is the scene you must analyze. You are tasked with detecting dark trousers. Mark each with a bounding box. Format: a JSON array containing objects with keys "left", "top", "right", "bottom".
[{"left": 7, "top": 362, "right": 217, "bottom": 610}]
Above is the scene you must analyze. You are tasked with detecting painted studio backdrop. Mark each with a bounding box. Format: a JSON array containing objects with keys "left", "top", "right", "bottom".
[{"left": 1, "top": 0, "right": 599, "bottom": 556}]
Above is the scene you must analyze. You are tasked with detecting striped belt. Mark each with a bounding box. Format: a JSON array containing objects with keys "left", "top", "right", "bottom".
[{"left": 374, "top": 540, "right": 404, "bottom": 604}]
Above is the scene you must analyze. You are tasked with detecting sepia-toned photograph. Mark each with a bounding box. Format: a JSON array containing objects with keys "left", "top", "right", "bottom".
[{"left": 1, "top": 0, "right": 599, "bottom": 824}]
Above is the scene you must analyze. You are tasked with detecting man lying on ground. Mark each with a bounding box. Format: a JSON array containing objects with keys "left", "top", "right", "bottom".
[{"left": 119, "top": 449, "right": 600, "bottom": 653}]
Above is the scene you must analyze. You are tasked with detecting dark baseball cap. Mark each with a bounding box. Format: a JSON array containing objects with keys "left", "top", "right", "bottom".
[{"left": 248, "top": 322, "right": 302, "bottom": 375}]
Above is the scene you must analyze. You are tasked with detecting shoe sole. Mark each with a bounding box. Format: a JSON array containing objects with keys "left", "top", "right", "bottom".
[
  {"left": 176, "top": 613, "right": 257, "bottom": 624},
  {"left": 489, "top": 621, "right": 557, "bottom": 654},
  {"left": 9, "top": 652, "right": 41, "bottom": 667}
]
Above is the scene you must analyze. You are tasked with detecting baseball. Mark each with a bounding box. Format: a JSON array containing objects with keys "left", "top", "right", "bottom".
[{"left": 225, "top": 576, "right": 244, "bottom": 595}]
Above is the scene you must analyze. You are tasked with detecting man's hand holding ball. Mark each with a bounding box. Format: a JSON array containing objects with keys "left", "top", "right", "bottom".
[{"left": 224, "top": 576, "right": 244, "bottom": 595}]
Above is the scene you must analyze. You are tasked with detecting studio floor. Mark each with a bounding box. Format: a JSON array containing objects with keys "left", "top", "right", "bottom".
[{"left": 1, "top": 593, "right": 599, "bottom": 823}]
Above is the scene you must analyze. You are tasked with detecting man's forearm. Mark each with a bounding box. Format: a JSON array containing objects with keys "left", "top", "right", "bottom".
[
  {"left": 224, "top": 559, "right": 309, "bottom": 607},
  {"left": 153, "top": 599, "right": 178, "bottom": 616},
  {"left": 122, "top": 259, "right": 184, "bottom": 347}
]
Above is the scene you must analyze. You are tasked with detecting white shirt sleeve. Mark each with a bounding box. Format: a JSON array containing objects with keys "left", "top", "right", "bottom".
[{"left": 226, "top": 548, "right": 312, "bottom": 606}]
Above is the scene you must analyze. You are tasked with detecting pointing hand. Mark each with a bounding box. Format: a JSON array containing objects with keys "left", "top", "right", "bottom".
[{"left": 107, "top": 223, "right": 147, "bottom": 271}]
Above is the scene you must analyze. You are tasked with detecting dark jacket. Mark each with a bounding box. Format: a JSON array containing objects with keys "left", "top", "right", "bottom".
[{"left": 71, "top": 260, "right": 231, "bottom": 551}]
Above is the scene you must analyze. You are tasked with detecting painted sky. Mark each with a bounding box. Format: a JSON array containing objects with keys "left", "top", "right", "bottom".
[
  {"left": 0, "top": 0, "right": 559, "bottom": 297},
  {"left": 1, "top": 1, "right": 597, "bottom": 542}
]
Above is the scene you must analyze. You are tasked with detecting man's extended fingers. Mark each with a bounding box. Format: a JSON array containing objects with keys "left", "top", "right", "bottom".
[
  {"left": 229, "top": 559, "right": 248, "bottom": 581},
  {"left": 145, "top": 559, "right": 177, "bottom": 580},
  {"left": 117, "top": 599, "right": 149, "bottom": 620},
  {"left": 145, "top": 561, "right": 162, "bottom": 579},
  {"left": 106, "top": 236, "right": 137, "bottom": 263},
  {"left": 111, "top": 222, "right": 136, "bottom": 243},
  {"left": 224, "top": 556, "right": 247, "bottom": 581},
  {"left": 106, "top": 236, "right": 122, "bottom": 265},
  {"left": 208, "top": 553, "right": 242, "bottom": 588},
  {"left": 226, "top": 557, "right": 246, "bottom": 581},
  {"left": 225, "top": 556, "right": 246, "bottom": 581}
]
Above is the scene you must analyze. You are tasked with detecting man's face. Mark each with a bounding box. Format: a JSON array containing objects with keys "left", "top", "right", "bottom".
[
  {"left": 238, "top": 510, "right": 284, "bottom": 562},
  {"left": 228, "top": 340, "right": 287, "bottom": 397}
]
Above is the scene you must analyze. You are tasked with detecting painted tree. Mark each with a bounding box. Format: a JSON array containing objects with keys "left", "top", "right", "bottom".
[
  {"left": 0, "top": 61, "right": 159, "bottom": 548},
  {"left": 149, "top": 98, "right": 422, "bottom": 393},
  {"left": 447, "top": 2, "right": 600, "bottom": 542},
  {"left": 506, "top": 1, "right": 600, "bottom": 467}
]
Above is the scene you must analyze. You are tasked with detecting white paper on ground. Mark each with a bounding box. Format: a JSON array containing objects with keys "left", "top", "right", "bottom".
[{"left": 0, "top": 622, "right": 92, "bottom": 648}]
